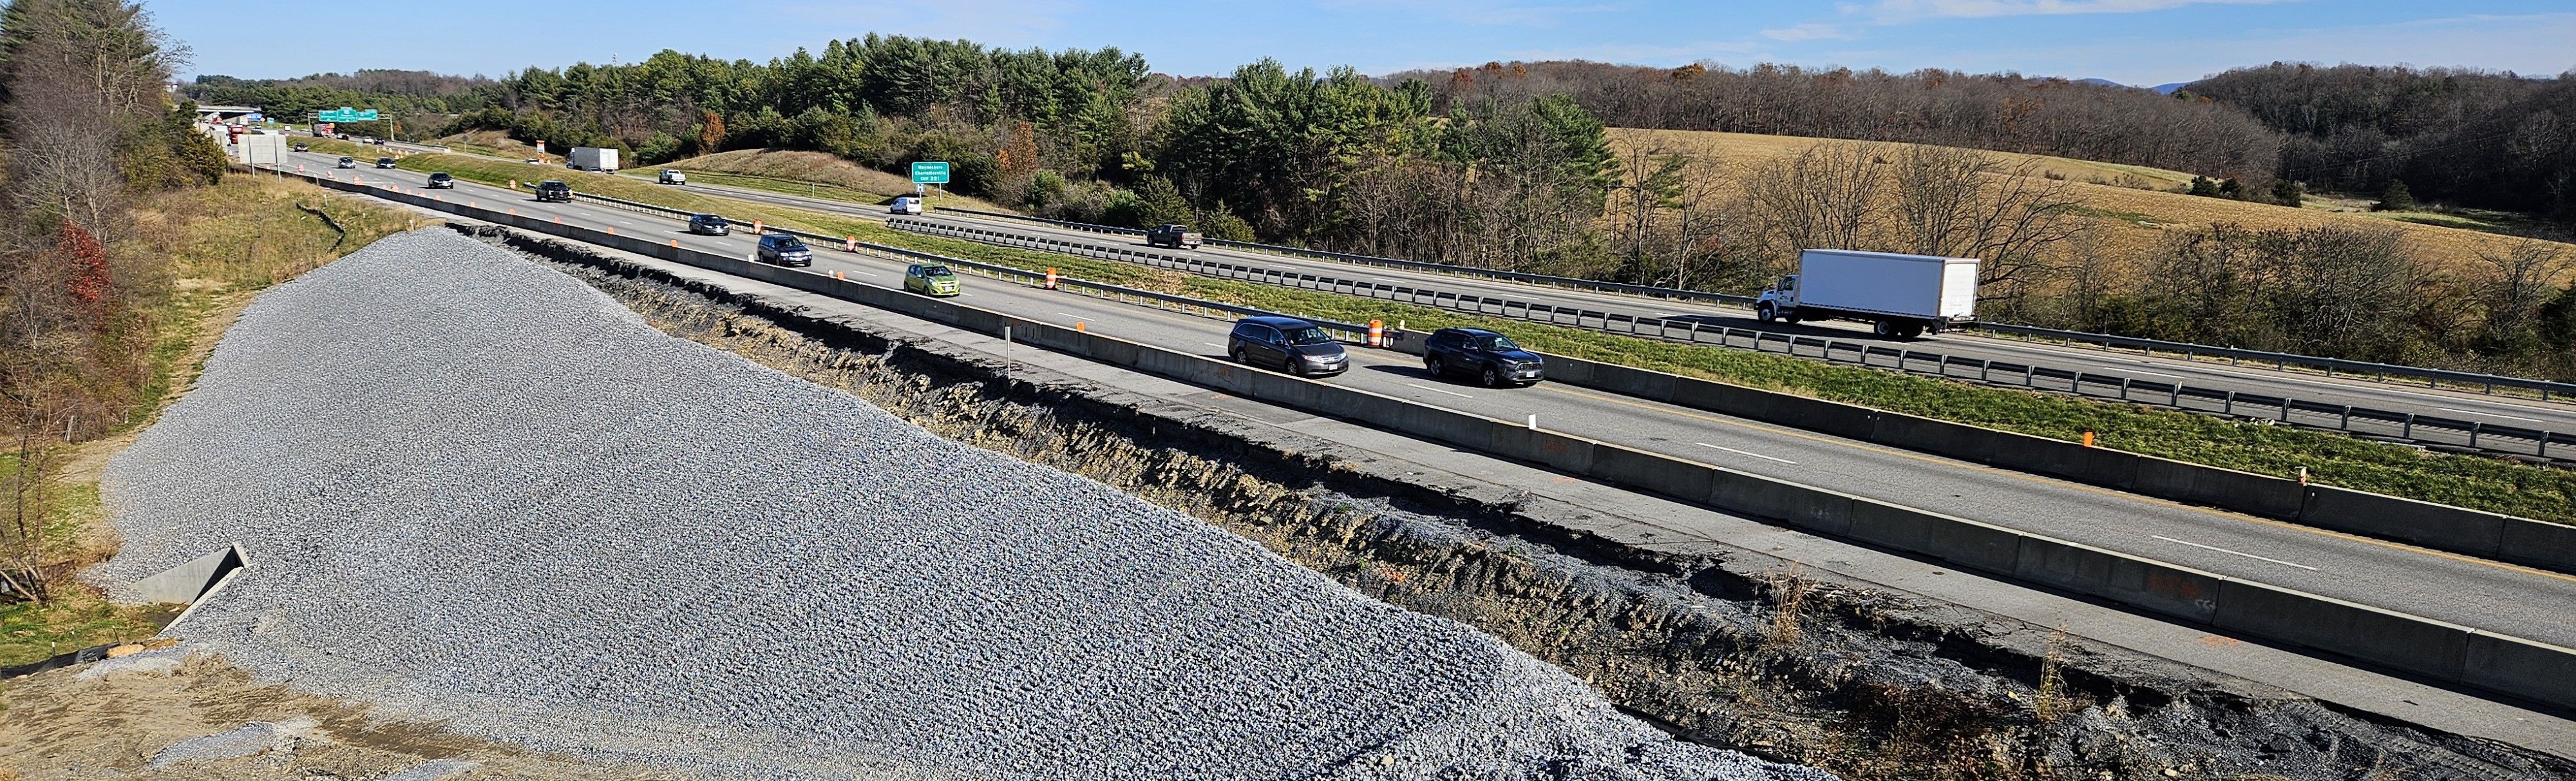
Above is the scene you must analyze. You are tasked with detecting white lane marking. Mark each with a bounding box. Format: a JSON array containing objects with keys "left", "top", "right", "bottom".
[
  {"left": 1205, "top": 342, "right": 1225, "bottom": 348},
  {"left": 1403, "top": 383, "right": 1475, "bottom": 399},
  {"left": 1695, "top": 443, "right": 1797, "bottom": 464},
  {"left": 2114, "top": 367, "right": 2183, "bottom": 378},
  {"left": 2152, "top": 535, "right": 2319, "bottom": 570},
  {"left": 2438, "top": 407, "right": 2544, "bottom": 423}
]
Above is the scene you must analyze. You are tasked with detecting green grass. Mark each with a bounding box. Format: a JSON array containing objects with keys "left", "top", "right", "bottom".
[
  {"left": 0, "top": 591, "right": 178, "bottom": 667},
  {"left": 620, "top": 168, "right": 897, "bottom": 207},
  {"left": 388, "top": 152, "right": 2576, "bottom": 525}
]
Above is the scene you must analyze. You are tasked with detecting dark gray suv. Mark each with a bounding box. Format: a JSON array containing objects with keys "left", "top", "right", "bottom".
[
  {"left": 1423, "top": 327, "right": 1544, "bottom": 387},
  {"left": 688, "top": 213, "right": 729, "bottom": 236},
  {"left": 1227, "top": 316, "right": 1347, "bottom": 377},
  {"left": 755, "top": 233, "right": 813, "bottom": 267}
]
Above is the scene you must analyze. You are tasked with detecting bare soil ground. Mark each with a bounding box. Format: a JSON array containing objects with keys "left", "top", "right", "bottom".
[{"left": 1, "top": 648, "right": 669, "bottom": 780}]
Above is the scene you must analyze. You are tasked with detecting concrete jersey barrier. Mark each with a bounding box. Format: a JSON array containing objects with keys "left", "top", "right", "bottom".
[{"left": 285, "top": 169, "right": 2576, "bottom": 712}]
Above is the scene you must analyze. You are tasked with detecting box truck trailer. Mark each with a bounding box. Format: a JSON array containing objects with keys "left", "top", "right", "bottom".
[
  {"left": 1755, "top": 249, "right": 1980, "bottom": 339},
  {"left": 569, "top": 146, "right": 619, "bottom": 173}
]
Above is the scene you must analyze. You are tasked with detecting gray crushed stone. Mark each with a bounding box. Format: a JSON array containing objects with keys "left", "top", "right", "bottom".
[
  {"left": 380, "top": 758, "right": 482, "bottom": 781},
  {"left": 147, "top": 717, "right": 316, "bottom": 768},
  {"left": 91, "top": 229, "right": 1837, "bottom": 780}
]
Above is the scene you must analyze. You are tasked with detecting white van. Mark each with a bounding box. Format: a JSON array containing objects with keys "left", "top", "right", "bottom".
[{"left": 890, "top": 196, "right": 923, "bottom": 215}]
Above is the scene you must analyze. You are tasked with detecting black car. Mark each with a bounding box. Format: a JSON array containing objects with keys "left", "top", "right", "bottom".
[
  {"left": 291, "top": 142, "right": 308, "bottom": 152},
  {"left": 374, "top": 157, "right": 396, "bottom": 169},
  {"left": 1227, "top": 316, "right": 1348, "bottom": 377},
  {"left": 688, "top": 213, "right": 729, "bottom": 236},
  {"left": 755, "top": 233, "right": 812, "bottom": 267},
  {"left": 426, "top": 172, "right": 455, "bottom": 189},
  {"left": 1422, "top": 327, "right": 1544, "bottom": 387},
  {"left": 533, "top": 180, "right": 572, "bottom": 202}
]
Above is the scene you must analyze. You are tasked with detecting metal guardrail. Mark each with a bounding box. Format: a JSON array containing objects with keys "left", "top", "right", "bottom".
[
  {"left": 934, "top": 207, "right": 2576, "bottom": 401},
  {"left": 934, "top": 206, "right": 1755, "bottom": 307},
  {"left": 494, "top": 182, "right": 1381, "bottom": 343},
  {"left": 891, "top": 217, "right": 2575, "bottom": 461}
]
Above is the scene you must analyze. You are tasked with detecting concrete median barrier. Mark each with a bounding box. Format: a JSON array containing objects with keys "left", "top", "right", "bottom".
[
  {"left": 1523, "top": 349, "right": 2575, "bottom": 575},
  {"left": 2298, "top": 487, "right": 2506, "bottom": 562},
  {"left": 2464, "top": 632, "right": 2576, "bottom": 711},
  {"left": 2213, "top": 580, "right": 2469, "bottom": 682},
  {"left": 305, "top": 171, "right": 2576, "bottom": 710},
  {"left": 2012, "top": 536, "right": 2221, "bottom": 623}
]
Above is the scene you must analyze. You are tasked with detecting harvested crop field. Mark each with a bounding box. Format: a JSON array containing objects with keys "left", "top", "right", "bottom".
[
  {"left": 1609, "top": 128, "right": 2575, "bottom": 278},
  {"left": 83, "top": 228, "right": 1832, "bottom": 780}
]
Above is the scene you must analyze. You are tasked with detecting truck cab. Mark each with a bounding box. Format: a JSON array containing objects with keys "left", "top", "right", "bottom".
[{"left": 1756, "top": 275, "right": 1803, "bottom": 324}]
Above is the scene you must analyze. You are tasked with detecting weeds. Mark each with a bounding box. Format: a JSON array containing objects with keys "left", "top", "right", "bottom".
[{"left": 1763, "top": 563, "right": 1815, "bottom": 651}]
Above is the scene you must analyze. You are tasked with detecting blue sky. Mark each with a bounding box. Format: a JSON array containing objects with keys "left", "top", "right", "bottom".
[{"left": 163, "top": 1, "right": 2575, "bottom": 85}]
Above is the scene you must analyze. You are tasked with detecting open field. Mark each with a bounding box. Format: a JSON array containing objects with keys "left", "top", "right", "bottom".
[{"left": 1609, "top": 128, "right": 2576, "bottom": 278}]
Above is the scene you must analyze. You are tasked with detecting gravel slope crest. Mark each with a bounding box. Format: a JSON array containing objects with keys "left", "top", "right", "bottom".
[{"left": 90, "top": 229, "right": 1835, "bottom": 780}]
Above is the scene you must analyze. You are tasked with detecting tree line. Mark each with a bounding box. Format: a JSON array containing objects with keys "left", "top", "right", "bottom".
[
  {"left": 2186, "top": 63, "right": 2576, "bottom": 223},
  {"left": 0, "top": 0, "right": 225, "bottom": 598},
  {"left": 180, "top": 41, "right": 2576, "bottom": 380}
]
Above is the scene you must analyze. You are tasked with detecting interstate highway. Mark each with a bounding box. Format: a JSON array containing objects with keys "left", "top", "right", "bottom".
[
  {"left": 276, "top": 149, "right": 2576, "bottom": 655},
  {"left": 647, "top": 173, "right": 2576, "bottom": 445}
]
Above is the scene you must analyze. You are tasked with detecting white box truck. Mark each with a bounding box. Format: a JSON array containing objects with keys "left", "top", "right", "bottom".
[
  {"left": 1755, "top": 249, "right": 1980, "bottom": 339},
  {"left": 569, "top": 146, "right": 619, "bottom": 173}
]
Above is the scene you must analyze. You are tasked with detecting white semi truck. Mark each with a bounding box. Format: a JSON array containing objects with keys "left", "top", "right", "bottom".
[
  {"left": 569, "top": 146, "right": 619, "bottom": 173},
  {"left": 1755, "top": 249, "right": 1980, "bottom": 339}
]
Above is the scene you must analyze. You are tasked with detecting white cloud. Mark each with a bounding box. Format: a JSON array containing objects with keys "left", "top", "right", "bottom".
[
  {"left": 1862, "top": 0, "right": 2295, "bottom": 23},
  {"left": 1761, "top": 23, "right": 1856, "bottom": 41}
]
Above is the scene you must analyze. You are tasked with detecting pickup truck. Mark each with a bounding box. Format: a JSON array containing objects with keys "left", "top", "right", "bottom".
[
  {"left": 1144, "top": 224, "right": 1202, "bottom": 249},
  {"left": 658, "top": 169, "right": 686, "bottom": 185}
]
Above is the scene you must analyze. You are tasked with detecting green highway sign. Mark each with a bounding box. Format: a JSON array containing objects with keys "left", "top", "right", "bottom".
[
  {"left": 911, "top": 160, "right": 951, "bottom": 184},
  {"left": 316, "top": 107, "right": 379, "bottom": 122}
]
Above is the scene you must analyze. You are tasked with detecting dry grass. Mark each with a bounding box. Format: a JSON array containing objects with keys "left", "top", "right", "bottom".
[
  {"left": 1609, "top": 127, "right": 2576, "bottom": 280},
  {"left": 1, "top": 175, "right": 409, "bottom": 668}
]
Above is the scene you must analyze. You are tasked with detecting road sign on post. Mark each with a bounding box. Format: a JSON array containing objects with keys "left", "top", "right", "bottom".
[
  {"left": 315, "top": 107, "right": 379, "bottom": 122},
  {"left": 910, "top": 161, "right": 951, "bottom": 184}
]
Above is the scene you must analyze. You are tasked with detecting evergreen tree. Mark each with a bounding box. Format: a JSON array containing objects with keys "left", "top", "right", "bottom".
[{"left": 2376, "top": 179, "right": 2416, "bottom": 211}]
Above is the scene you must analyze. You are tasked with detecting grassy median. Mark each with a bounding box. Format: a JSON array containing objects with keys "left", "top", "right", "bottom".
[{"left": 386, "top": 152, "right": 2576, "bottom": 525}]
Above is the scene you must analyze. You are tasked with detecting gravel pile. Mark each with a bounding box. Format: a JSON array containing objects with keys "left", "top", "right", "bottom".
[{"left": 93, "top": 229, "right": 1835, "bottom": 780}]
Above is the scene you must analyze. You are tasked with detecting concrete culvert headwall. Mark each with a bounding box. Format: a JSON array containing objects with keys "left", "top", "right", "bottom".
[
  {"left": 488, "top": 226, "right": 2576, "bottom": 781},
  {"left": 88, "top": 228, "right": 1831, "bottom": 781}
]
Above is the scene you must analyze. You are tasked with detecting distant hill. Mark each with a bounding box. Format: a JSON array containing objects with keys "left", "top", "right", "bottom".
[
  {"left": 1607, "top": 127, "right": 2570, "bottom": 279},
  {"left": 2152, "top": 82, "right": 2188, "bottom": 93},
  {"left": 2075, "top": 78, "right": 2125, "bottom": 88}
]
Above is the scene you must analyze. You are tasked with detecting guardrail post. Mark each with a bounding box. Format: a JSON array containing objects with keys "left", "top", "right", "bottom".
[
  {"left": 2025, "top": 365, "right": 2036, "bottom": 387},
  {"left": 2403, "top": 413, "right": 2415, "bottom": 438},
  {"left": 2223, "top": 391, "right": 2235, "bottom": 416},
  {"left": 2470, "top": 421, "right": 2483, "bottom": 448},
  {"left": 2541, "top": 433, "right": 2552, "bottom": 459},
  {"left": 1979, "top": 359, "right": 1991, "bottom": 382},
  {"left": 2278, "top": 397, "right": 2291, "bottom": 423},
  {"left": 2170, "top": 385, "right": 2180, "bottom": 407},
  {"left": 2340, "top": 405, "right": 2352, "bottom": 430},
  {"left": 2119, "top": 377, "right": 2130, "bottom": 400}
]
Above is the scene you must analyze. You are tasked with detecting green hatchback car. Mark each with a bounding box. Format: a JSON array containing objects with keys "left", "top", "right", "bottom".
[{"left": 904, "top": 263, "right": 960, "bottom": 296}]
